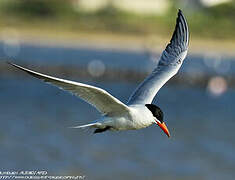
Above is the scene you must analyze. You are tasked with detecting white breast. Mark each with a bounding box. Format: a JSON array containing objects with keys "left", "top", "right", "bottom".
[
  {"left": 97, "top": 105, "right": 155, "bottom": 131},
  {"left": 128, "top": 105, "right": 155, "bottom": 129}
]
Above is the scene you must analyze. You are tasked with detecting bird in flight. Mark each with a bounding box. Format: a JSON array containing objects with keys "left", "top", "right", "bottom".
[{"left": 9, "top": 9, "right": 189, "bottom": 137}]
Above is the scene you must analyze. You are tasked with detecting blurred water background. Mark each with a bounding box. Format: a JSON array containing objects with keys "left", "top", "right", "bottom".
[{"left": 1, "top": 0, "right": 235, "bottom": 180}]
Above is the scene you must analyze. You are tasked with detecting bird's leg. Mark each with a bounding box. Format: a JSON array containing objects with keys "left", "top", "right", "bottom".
[{"left": 93, "top": 126, "right": 111, "bottom": 134}]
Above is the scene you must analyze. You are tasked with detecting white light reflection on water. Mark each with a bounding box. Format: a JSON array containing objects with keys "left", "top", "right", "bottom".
[
  {"left": 87, "top": 59, "right": 106, "bottom": 77},
  {"left": 207, "top": 76, "right": 228, "bottom": 97}
]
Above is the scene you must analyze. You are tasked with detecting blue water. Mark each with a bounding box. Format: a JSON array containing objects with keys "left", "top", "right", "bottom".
[
  {"left": 1, "top": 44, "right": 235, "bottom": 179},
  {"left": 1, "top": 78, "right": 235, "bottom": 179},
  {"left": 1, "top": 42, "right": 235, "bottom": 75}
]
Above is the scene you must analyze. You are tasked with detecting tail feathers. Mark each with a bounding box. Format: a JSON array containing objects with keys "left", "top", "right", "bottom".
[{"left": 69, "top": 123, "right": 98, "bottom": 129}]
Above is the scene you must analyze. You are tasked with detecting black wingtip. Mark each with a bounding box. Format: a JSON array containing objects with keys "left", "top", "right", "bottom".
[
  {"left": 6, "top": 61, "right": 12, "bottom": 65},
  {"left": 6, "top": 61, "right": 15, "bottom": 67},
  {"left": 167, "top": 9, "right": 189, "bottom": 51},
  {"left": 177, "top": 9, "right": 186, "bottom": 23},
  {"left": 7, "top": 61, "right": 18, "bottom": 69},
  {"left": 178, "top": 9, "right": 184, "bottom": 19}
]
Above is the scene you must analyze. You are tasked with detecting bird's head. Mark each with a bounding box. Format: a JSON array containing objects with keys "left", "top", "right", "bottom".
[{"left": 145, "top": 104, "right": 170, "bottom": 138}]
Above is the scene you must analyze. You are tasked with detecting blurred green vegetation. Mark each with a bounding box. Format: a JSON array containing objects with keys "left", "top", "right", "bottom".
[{"left": 0, "top": 0, "right": 235, "bottom": 40}]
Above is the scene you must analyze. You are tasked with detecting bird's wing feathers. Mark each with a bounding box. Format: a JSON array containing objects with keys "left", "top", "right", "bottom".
[
  {"left": 128, "top": 10, "right": 189, "bottom": 105},
  {"left": 9, "top": 62, "right": 129, "bottom": 115}
]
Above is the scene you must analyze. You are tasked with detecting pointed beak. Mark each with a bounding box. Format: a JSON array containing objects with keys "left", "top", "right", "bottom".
[{"left": 156, "top": 121, "right": 170, "bottom": 138}]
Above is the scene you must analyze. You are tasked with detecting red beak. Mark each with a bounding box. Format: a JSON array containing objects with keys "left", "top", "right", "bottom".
[{"left": 156, "top": 121, "right": 170, "bottom": 138}]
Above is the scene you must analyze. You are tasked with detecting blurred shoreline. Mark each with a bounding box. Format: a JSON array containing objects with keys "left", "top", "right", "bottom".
[
  {"left": 1, "top": 0, "right": 235, "bottom": 57},
  {"left": 1, "top": 28, "right": 235, "bottom": 57}
]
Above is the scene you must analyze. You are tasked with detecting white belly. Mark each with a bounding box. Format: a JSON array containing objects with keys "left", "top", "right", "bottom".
[{"left": 97, "top": 105, "right": 155, "bottom": 131}]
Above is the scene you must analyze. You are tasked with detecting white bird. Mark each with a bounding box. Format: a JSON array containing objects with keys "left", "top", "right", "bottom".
[{"left": 8, "top": 9, "right": 189, "bottom": 137}]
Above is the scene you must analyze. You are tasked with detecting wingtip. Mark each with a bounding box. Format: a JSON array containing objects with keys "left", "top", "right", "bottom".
[
  {"left": 6, "top": 61, "right": 13, "bottom": 65},
  {"left": 163, "top": 8, "right": 189, "bottom": 56},
  {"left": 177, "top": 9, "right": 185, "bottom": 20},
  {"left": 6, "top": 61, "right": 20, "bottom": 69},
  {"left": 173, "top": 9, "right": 188, "bottom": 43},
  {"left": 6, "top": 61, "right": 17, "bottom": 68}
]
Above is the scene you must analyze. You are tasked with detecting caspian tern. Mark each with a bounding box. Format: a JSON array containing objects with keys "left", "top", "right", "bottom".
[{"left": 8, "top": 9, "right": 189, "bottom": 137}]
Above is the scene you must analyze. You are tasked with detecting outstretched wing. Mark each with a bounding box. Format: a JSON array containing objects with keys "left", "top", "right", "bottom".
[
  {"left": 128, "top": 10, "right": 189, "bottom": 105},
  {"left": 9, "top": 62, "right": 129, "bottom": 116}
]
